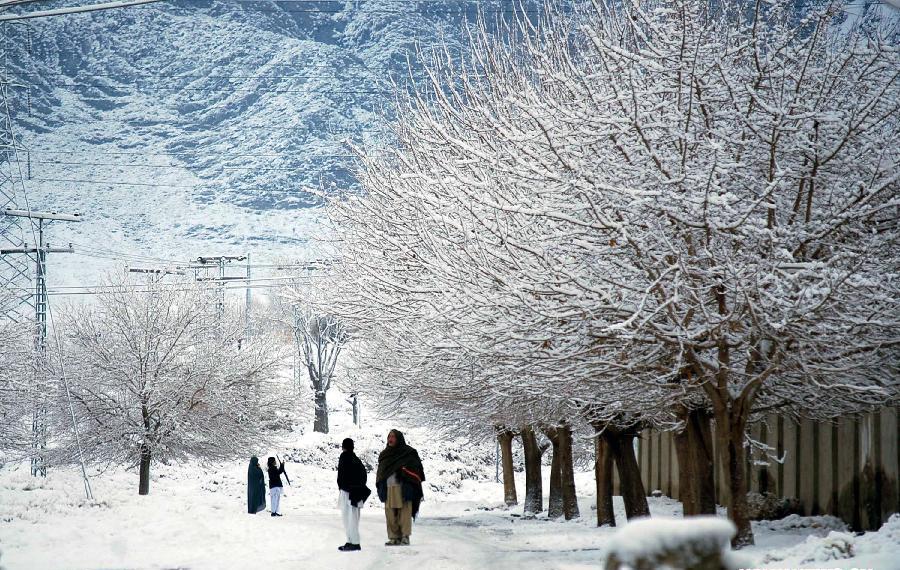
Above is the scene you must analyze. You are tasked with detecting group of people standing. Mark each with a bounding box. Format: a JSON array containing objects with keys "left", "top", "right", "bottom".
[
  {"left": 246, "top": 429, "right": 426, "bottom": 552},
  {"left": 247, "top": 456, "right": 288, "bottom": 517}
]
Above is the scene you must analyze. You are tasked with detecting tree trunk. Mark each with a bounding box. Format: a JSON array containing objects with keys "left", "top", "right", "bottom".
[
  {"left": 138, "top": 443, "right": 151, "bottom": 496},
  {"left": 558, "top": 425, "right": 580, "bottom": 520},
  {"left": 674, "top": 418, "right": 699, "bottom": 516},
  {"left": 520, "top": 425, "right": 543, "bottom": 515},
  {"left": 594, "top": 423, "right": 616, "bottom": 527},
  {"left": 545, "top": 427, "right": 563, "bottom": 519},
  {"left": 497, "top": 429, "right": 518, "bottom": 506},
  {"left": 313, "top": 390, "right": 328, "bottom": 434},
  {"left": 605, "top": 427, "right": 650, "bottom": 520},
  {"left": 676, "top": 408, "right": 718, "bottom": 517},
  {"left": 691, "top": 409, "right": 717, "bottom": 515},
  {"left": 716, "top": 408, "right": 754, "bottom": 547}
]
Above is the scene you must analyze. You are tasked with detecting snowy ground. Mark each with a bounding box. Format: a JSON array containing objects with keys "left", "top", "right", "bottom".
[{"left": 1, "top": 413, "right": 898, "bottom": 570}]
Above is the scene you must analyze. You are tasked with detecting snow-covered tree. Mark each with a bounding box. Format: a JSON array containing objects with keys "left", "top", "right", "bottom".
[
  {"left": 317, "top": 0, "right": 898, "bottom": 546},
  {"left": 294, "top": 309, "right": 347, "bottom": 434},
  {"left": 542, "top": 0, "right": 900, "bottom": 545},
  {"left": 60, "top": 275, "right": 287, "bottom": 495}
]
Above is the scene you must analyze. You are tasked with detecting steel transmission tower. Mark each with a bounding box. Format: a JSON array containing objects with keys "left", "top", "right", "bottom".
[
  {"left": 0, "top": 23, "right": 36, "bottom": 324},
  {"left": 1, "top": 24, "right": 81, "bottom": 477}
]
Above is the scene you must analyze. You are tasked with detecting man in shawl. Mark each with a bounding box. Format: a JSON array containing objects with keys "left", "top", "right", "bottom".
[
  {"left": 247, "top": 456, "right": 266, "bottom": 514},
  {"left": 376, "top": 429, "right": 425, "bottom": 546}
]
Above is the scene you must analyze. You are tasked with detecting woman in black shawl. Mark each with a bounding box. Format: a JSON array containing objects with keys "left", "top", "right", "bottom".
[
  {"left": 376, "top": 429, "right": 425, "bottom": 546},
  {"left": 247, "top": 456, "right": 266, "bottom": 514}
]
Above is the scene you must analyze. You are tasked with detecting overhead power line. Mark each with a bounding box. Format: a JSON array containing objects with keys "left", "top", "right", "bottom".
[
  {"left": 1, "top": 0, "right": 562, "bottom": 19},
  {"left": 23, "top": 149, "right": 374, "bottom": 158},
  {"left": 25, "top": 72, "right": 380, "bottom": 81},
  {"left": 31, "top": 159, "right": 361, "bottom": 170},
  {"left": 30, "top": 177, "right": 199, "bottom": 188},
  {"left": 67, "top": 242, "right": 193, "bottom": 264},
  {"left": 44, "top": 279, "right": 322, "bottom": 296},
  {"left": 0, "top": 0, "right": 166, "bottom": 21},
  {"left": 47, "top": 274, "right": 302, "bottom": 290},
  {"left": 25, "top": 177, "right": 335, "bottom": 197},
  {"left": 50, "top": 82, "right": 391, "bottom": 94}
]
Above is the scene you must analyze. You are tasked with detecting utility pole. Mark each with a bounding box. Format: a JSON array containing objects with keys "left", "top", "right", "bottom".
[
  {"left": 245, "top": 252, "right": 251, "bottom": 337},
  {"left": 188, "top": 255, "right": 249, "bottom": 338},
  {"left": 293, "top": 305, "right": 302, "bottom": 392},
  {"left": 1, "top": 208, "right": 81, "bottom": 476}
]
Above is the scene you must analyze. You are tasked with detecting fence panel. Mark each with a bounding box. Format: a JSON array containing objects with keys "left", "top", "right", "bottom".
[
  {"left": 782, "top": 418, "right": 798, "bottom": 499},
  {"left": 636, "top": 408, "right": 899, "bottom": 530}
]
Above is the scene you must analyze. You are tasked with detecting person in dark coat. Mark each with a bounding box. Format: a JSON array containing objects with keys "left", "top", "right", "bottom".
[
  {"left": 247, "top": 456, "right": 266, "bottom": 514},
  {"left": 267, "top": 456, "right": 286, "bottom": 517},
  {"left": 337, "top": 437, "right": 369, "bottom": 552},
  {"left": 375, "top": 429, "right": 425, "bottom": 546}
]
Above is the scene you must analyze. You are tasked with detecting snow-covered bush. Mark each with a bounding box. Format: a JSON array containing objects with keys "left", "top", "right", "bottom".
[{"left": 605, "top": 516, "right": 737, "bottom": 570}]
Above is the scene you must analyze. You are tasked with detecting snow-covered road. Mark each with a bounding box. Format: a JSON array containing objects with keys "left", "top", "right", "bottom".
[
  {"left": 2, "top": 422, "right": 897, "bottom": 570},
  {"left": 0, "top": 466, "right": 608, "bottom": 570},
  {"left": 0, "top": 442, "right": 613, "bottom": 570}
]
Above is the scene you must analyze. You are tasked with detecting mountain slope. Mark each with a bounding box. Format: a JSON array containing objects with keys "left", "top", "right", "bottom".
[{"left": 4, "top": 0, "right": 541, "bottom": 285}]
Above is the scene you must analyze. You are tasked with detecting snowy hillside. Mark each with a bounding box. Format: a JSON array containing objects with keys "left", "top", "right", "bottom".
[{"left": 4, "top": 0, "right": 543, "bottom": 286}]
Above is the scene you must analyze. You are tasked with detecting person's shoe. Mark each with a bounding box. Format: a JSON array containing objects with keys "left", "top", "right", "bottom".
[
  {"left": 385, "top": 538, "right": 400, "bottom": 546},
  {"left": 270, "top": 513, "right": 276, "bottom": 517},
  {"left": 351, "top": 544, "right": 362, "bottom": 551},
  {"left": 400, "top": 536, "right": 410, "bottom": 546},
  {"left": 338, "top": 543, "right": 357, "bottom": 552}
]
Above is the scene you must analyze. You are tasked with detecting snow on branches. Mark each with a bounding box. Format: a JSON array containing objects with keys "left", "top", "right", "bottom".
[
  {"left": 0, "top": 299, "right": 42, "bottom": 454},
  {"left": 317, "top": 0, "right": 898, "bottom": 545},
  {"left": 58, "top": 274, "right": 288, "bottom": 494}
]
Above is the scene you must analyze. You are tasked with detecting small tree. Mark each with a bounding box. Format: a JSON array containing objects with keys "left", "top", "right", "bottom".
[
  {"left": 295, "top": 310, "right": 347, "bottom": 434},
  {"left": 63, "top": 276, "right": 285, "bottom": 495}
]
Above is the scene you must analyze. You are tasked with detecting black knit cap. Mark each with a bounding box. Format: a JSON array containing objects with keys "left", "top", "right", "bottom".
[{"left": 342, "top": 438, "right": 354, "bottom": 451}]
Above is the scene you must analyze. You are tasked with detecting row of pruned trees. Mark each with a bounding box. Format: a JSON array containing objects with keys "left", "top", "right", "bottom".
[
  {"left": 313, "top": 0, "right": 899, "bottom": 547},
  {"left": 0, "top": 276, "right": 291, "bottom": 494}
]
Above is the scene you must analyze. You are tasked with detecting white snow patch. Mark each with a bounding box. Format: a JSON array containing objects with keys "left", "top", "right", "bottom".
[{"left": 761, "top": 513, "right": 900, "bottom": 570}]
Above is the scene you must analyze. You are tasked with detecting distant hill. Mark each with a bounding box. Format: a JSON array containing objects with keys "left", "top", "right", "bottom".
[{"left": 3, "top": 0, "right": 545, "bottom": 285}]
